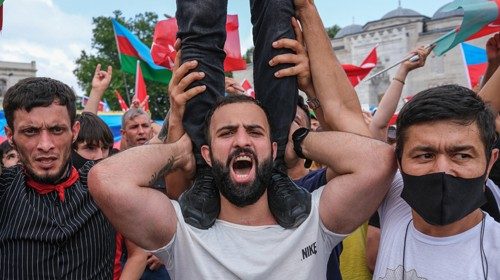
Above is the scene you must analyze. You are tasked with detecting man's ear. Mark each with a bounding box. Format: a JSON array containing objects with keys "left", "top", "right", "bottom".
[
  {"left": 201, "top": 145, "right": 212, "bottom": 167},
  {"left": 5, "top": 126, "right": 14, "bottom": 147},
  {"left": 486, "top": 148, "right": 499, "bottom": 178},
  {"left": 72, "top": 121, "right": 80, "bottom": 143}
]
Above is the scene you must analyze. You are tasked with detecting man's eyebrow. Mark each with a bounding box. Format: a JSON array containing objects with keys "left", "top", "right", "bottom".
[
  {"left": 446, "top": 145, "right": 476, "bottom": 154},
  {"left": 244, "top": 124, "right": 265, "bottom": 131},
  {"left": 216, "top": 124, "right": 238, "bottom": 134},
  {"left": 408, "top": 145, "right": 437, "bottom": 153}
]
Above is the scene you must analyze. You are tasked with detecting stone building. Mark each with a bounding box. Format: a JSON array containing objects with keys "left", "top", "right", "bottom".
[
  {"left": 0, "top": 60, "right": 37, "bottom": 104},
  {"left": 333, "top": 4, "right": 487, "bottom": 110}
]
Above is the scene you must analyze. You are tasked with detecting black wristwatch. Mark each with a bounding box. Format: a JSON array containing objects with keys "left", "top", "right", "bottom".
[{"left": 292, "top": 127, "right": 310, "bottom": 159}]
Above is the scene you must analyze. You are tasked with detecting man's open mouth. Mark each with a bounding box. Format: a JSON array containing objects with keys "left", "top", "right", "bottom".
[{"left": 230, "top": 153, "right": 256, "bottom": 183}]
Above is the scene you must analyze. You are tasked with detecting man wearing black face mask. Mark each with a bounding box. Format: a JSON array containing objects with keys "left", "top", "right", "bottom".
[{"left": 373, "top": 85, "right": 500, "bottom": 279}]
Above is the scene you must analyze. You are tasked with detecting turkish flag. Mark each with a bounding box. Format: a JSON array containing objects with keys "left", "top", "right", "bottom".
[
  {"left": 241, "top": 79, "right": 255, "bottom": 99},
  {"left": 135, "top": 61, "right": 149, "bottom": 111},
  {"left": 151, "top": 15, "right": 247, "bottom": 72},
  {"left": 115, "top": 90, "right": 129, "bottom": 112},
  {"left": 342, "top": 46, "right": 378, "bottom": 87}
]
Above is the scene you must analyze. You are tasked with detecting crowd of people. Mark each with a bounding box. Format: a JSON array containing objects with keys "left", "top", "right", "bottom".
[{"left": 0, "top": 0, "right": 499, "bottom": 279}]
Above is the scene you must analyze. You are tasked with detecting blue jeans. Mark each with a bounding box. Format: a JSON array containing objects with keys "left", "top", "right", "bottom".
[{"left": 176, "top": 0, "right": 298, "bottom": 163}]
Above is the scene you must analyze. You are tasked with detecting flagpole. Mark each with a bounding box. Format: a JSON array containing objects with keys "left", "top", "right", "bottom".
[
  {"left": 363, "top": 52, "right": 422, "bottom": 83},
  {"left": 363, "top": 31, "right": 451, "bottom": 83},
  {"left": 122, "top": 72, "right": 131, "bottom": 105}
]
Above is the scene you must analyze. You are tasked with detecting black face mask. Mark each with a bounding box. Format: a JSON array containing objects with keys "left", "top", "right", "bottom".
[
  {"left": 401, "top": 171, "right": 487, "bottom": 226},
  {"left": 71, "top": 150, "right": 90, "bottom": 171}
]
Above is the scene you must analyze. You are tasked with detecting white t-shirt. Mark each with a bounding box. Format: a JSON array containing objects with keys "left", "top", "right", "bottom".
[
  {"left": 486, "top": 179, "right": 500, "bottom": 212},
  {"left": 373, "top": 172, "right": 500, "bottom": 280},
  {"left": 151, "top": 186, "right": 346, "bottom": 279}
]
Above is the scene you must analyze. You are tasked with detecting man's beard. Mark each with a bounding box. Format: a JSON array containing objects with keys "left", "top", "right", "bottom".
[
  {"left": 24, "top": 160, "right": 71, "bottom": 184},
  {"left": 211, "top": 148, "right": 273, "bottom": 208},
  {"left": 13, "top": 137, "right": 71, "bottom": 184}
]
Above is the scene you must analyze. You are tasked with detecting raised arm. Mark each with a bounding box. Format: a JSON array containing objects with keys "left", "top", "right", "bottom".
[
  {"left": 83, "top": 64, "right": 112, "bottom": 114},
  {"left": 294, "top": 1, "right": 396, "bottom": 234},
  {"left": 479, "top": 33, "right": 500, "bottom": 115},
  {"left": 270, "top": 17, "right": 330, "bottom": 131},
  {"left": 479, "top": 65, "right": 500, "bottom": 115},
  {"left": 88, "top": 134, "right": 193, "bottom": 250},
  {"left": 299, "top": 127, "right": 396, "bottom": 234},
  {"left": 481, "top": 32, "right": 500, "bottom": 88},
  {"left": 295, "top": 2, "right": 369, "bottom": 137},
  {"left": 370, "top": 46, "right": 431, "bottom": 141}
]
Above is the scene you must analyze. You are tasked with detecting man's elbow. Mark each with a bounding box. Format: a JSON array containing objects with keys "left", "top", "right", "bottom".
[
  {"left": 88, "top": 163, "right": 107, "bottom": 200},
  {"left": 372, "top": 144, "right": 397, "bottom": 182}
]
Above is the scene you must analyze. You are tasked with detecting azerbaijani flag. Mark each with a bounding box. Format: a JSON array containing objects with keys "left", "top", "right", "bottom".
[
  {"left": 461, "top": 43, "right": 488, "bottom": 88},
  {"left": 434, "top": 0, "right": 500, "bottom": 55},
  {"left": 0, "top": 0, "right": 5, "bottom": 31},
  {"left": 112, "top": 19, "right": 172, "bottom": 84}
]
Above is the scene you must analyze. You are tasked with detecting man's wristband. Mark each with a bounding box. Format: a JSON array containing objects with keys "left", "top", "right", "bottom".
[
  {"left": 306, "top": 98, "right": 321, "bottom": 110},
  {"left": 393, "top": 77, "right": 405, "bottom": 85}
]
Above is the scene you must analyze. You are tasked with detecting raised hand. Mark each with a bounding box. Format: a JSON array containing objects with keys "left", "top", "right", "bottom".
[
  {"left": 486, "top": 32, "right": 500, "bottom": 67},
  {"left": 269, "top": 17, "right": 314, "bottom": 95},
  {"left": 91, "top": 64, "right": 112, "bottom": 95},
  {"left": 168, "top": 49, "right": 206, "bottom": 121},
  {"left": 225, "top": 77, "right": 245, "bottom": 95}
]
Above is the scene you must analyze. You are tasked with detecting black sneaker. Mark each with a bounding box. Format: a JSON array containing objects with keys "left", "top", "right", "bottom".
[
  {"left": 268, "top": 167, "right": 311, "bottom": 228},
  {"left": 179, "top": 167, "right": 220, "bottom": 229}
]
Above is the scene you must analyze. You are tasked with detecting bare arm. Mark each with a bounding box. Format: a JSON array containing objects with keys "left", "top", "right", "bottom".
[
  {"left": 370, "top": 46, "right": 431, "bottom": 141},
  {"left": 271, "top": 17, "right": 330, "bottom": 131},
  {"left": 365, "top": 225, "right": 381, "bottom": 273},
  {"left": 481, "top": 32, "right": 500, "bottom": 88},
  {"left": 479, "top": 66, "right": 500, "bottom": 115},
  {"left": 163, "top": 52, "right": 205, "bottom": 198},
  {"left": 83, "top": 64, "right": 112, "bottom": 114},
  {"left": 296, "top": 3, "right": 370, "bottom": 137},
  {"left": 120, "top": 239, "right": 148, "bottom": 280},
  {"left": 300, "top": 129, "right": 396, "bottom": 234},
  {"left": 88, "top": 134, "right": 193, "bottom": 250}
]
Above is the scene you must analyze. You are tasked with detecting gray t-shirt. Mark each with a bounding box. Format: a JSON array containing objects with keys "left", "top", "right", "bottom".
[{"left": 151, "top": 186, "right": 346, "bottom": 279}]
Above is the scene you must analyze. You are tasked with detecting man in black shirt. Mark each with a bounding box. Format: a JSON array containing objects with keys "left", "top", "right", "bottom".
[{"left": 0, "top": 77, "right": 116, "bottom": 279}]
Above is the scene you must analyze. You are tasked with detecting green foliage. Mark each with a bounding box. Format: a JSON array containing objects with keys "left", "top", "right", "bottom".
[
  {"left": 326, "top": 24, "right": 341, "bottom": 39},
  {"left": 74, "top": 10, "right": 170, "bottom": 120},
  {"left": 243, "top": 47, "right": 254, "bottom": 63}
]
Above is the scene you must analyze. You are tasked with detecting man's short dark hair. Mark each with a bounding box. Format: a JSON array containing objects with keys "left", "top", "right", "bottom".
[
  {"left": 0, "top": 140, "right": 15, "bottom": 166},
  {"left": 73, "top": 112, "right": 114, "bottom": 151},
  {"left": 204, "top": 95, "right": 272, "bottom": 144},
  {"left": 395, "top": 84, "right": 496, "bottom": 160},
  {"left": 297, "top": 95, "right": 311, "bottom": 129},
  {"left": 3, "top": 77, "right": 77, "bottom": 130}
]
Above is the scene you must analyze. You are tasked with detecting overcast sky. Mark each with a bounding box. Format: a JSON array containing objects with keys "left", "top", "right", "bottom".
[{"left": 0, "top": 0, "right": 452, "bottom": 96}]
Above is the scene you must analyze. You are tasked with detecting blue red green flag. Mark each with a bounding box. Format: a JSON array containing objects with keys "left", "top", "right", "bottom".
[
  {"left": 434, "top": 0, "right": 500, "bottom": 55},
  {"left": 111, "top": 19, "right": 171, "bottom": 84}
]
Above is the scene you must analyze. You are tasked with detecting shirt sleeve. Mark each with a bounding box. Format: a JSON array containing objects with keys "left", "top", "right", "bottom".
[
  {"left": 378, "top": 171, "right": 409, "bottom": 228},
  {"left": 0, "top": 165, "right": 20, "bottom": 199},
  {"left": 294, "top": 168, "right": 327, "bottom": 192}
]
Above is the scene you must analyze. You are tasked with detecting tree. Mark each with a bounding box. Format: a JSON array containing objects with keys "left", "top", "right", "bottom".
[
  {"left": 326, "top": 24, "right": 341, "bottom": 39},
  {"left": 74, "top": 10, "right": 169, "bottom": 120},
  {"left": 243, "top": 47, "right": 254, "bottom": 64}
]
